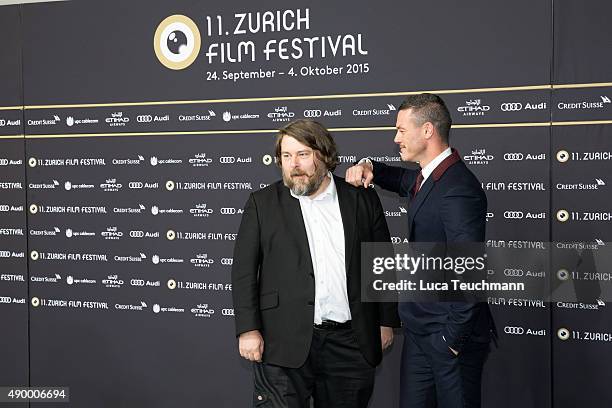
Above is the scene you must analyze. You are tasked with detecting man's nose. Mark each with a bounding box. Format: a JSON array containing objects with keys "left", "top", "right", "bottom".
[
  {"left": 290, "top": 155, "right": 300, "bottom": 168},
  {"left": 393, "top": 132, "right": 401, "bottom": 144}
]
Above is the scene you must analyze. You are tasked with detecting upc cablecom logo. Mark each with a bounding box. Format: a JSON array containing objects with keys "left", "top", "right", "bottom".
[{"left": 154, "top": 15, "right": 201, "bottom": 70}]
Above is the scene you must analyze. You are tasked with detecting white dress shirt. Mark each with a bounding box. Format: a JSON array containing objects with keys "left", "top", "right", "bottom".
[
  {"left": 291, "top": 173, "right": 351, "bottom": 324},
  {"left": 418, "top": 147, "right": 452, "bottom": 189}
]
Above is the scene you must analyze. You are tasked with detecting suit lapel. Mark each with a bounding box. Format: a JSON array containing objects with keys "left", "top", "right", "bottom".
[
  {"left": 277, "top": 185, "right": 313, "bottom": 272},
  {"left": 334, "top": 176, "right": 356, "bottom": 274},
  {"left": 408, "top": 149, "right": 462, "bottom": 227},
  {"left": 408, "top": 177, "right": 434, "bottom": 227}
]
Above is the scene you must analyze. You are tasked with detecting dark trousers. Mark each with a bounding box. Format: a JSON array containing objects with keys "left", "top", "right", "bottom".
[
  {"left": 252, "top": 326, "right": 375, "bottom": 408},
  {"left": 400, "top": 330, "right": 489, "bottom": 408}
]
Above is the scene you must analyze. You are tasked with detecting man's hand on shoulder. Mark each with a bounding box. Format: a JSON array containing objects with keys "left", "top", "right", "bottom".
[
  {"left": 345, "top": 160, "right": 374, "bottom": 188},
  {"left": 238, "top": 330, "right": 264, "bottom": 362}
]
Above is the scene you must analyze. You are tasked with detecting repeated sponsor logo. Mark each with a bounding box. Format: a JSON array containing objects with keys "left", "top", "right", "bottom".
[
  {"left": 191, "top": 253, "right": 215, "bottom": 267},
  {"left": 190, "top": 153, "right": 213, "bottom": 167},
  {"left": 179, "top": 111, "right": 216, "bottom": 121},
  {"left": 267, "top": 106, "right": 295, "bottom": 122},
  {"left": 136, "top": 114, "right": 170, "bottom": 123},
  {"left": 500, "top": 102, "right": 547, "bottom": 112},
  {"left": 220, "top": 257, "right": 234, "bottom": 266},
  {"left": 384, "top": 206, "right": 407, "bottom": 217},
  {"left": 0, "top": 204, "right": 24, "bottom": 212},
  {"left": 352, "top": 103, "right": 395, "bottom": 117},
  {"left": 556, "top": 178, "right": 605, "bottom": 190},
  {"left": 102, "top": 274, "right": 124, "bottom": 288},
  {"left": 464, "top": 148, "right": 494, "bottom": 165},
  {"left": 66, "top": 116, "right": 99, "bottom": 126},
  {"left": 0, "top": 158, "right": 22, "bottom": 166},
  {"left": 27, "top": 115, "right": 61, "bottom": 126},
  {"left": 457, "top": 99, "right": 490, "bottom": 116},
  {"left": 191, "top": 303, "right": 215, "bottom": 318},
  {"left": 222, "top": 111, "right": 260, "bottom": 122},
  {"left": 101, "top": 226, "right": 123, "bottom": 240},
  {"left": 150, "top": 156, "right": 183, "bottom": 166},
  {"left": 100, "top": 178, "right": 123, "bottom": 192},
  {"left": 64, "top": 181, "right": 95, "bottom": 191},
  {"left": 190, "top": 203, "right": 214, "bottom": 217},
  {"left": 0, "top": 118, "right": 21, "bottom": 127},
  {"left": 128, "top": 181, "right": 159, "bottom": 189},
  {"left": 219, "top": 156, "right": 253, "bottom": 164},
  {"left": 150, "top": 205, "right": 184, "bottom": 215},
  {"left": 504, "top": 326, "right": 524, "bottom": 335},
  {"left": 220, "top": 207, "right": 243, "bottom": 215},
  {"left": 112, "top": 155, "right": 145, "bottom": 166},
  {"left": 130, "top": 279, "right": 161, "bottom": 287},
  {"left": 557, "top": 95, "right": 611, "bottom": 110},
  {"left": 105, "top": 112, "right": 130, "bottom": 127}
]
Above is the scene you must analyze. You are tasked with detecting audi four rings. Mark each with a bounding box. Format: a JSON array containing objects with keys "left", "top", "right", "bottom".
[{"left": 501, "top": 103, "right": 523, "bottom": 111}]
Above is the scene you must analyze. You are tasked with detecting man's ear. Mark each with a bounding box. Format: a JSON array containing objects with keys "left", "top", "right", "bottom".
[{"left": 424, "top": 122, "right": 434, "bottom": 139}]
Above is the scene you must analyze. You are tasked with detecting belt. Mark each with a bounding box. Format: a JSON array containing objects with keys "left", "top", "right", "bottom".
[{"left": 314, "top": 320, "right": 352, "bottom": 330}]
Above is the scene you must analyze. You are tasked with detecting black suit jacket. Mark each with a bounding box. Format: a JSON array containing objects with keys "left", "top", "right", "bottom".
[
  {"left": 231, "top": 175, "right": 400, "bottom": 368},
  {"left": 372, "top": 149, "right": 494, "bottom": 352}
]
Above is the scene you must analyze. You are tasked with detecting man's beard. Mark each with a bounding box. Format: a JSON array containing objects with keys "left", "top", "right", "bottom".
[{"left": 283, "top": 162, "right": 328, "bottom": 196}]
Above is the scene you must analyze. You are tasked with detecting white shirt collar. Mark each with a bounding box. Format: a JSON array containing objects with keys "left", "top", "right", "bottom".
[
  {"left": 420, "top": 147, "right": 452, "bottom": 183},
  {"left": 290, "top": 172, "right": 336, "bottom": 201}
]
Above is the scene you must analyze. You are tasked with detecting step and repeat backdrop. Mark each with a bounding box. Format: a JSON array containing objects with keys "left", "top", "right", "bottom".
[{"left": 1, "top": 0, "right": 611, "bottom": 407}]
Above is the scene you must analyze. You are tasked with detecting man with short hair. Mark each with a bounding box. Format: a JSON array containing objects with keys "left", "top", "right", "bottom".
[
  {"left": 232, "top": 119, "right": 400, "bottom": 408},
  {"left": 346, "top": 94, "right": 495, "bottom": 408}
]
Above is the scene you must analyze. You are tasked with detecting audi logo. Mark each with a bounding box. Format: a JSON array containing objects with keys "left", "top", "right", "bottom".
[
  {"left": 221, "top": 258, "right": 233, "bottom": 266},
  {"left": 137, "top": 115, "right": 153, "bottom": 123},
  {"left": 0, "top": 120, "right": 6, "bottom": 126},
  {"left": 0, "top": 159, "right": 8, "bottom": 165},
  {"left": 129, "top": 182, "right": 144, "bottom": 189},
  {"left": 504, "top": 268, "right": 524, "bottom": 277},
  {"left": 0, "top": 251, "right": 11, "bottom": 257},
  {"left": 504, "top": 326, "right": 525, "bottom": 335},
  {"left": 504, "top": 211, "right": 524, "bottom": 219},
  {"left": 0, "top": 297, "right": 11, "bottom": 304},
  {"left": 130, "top": 231, "right": 145, "bottom": 238},
  {"left": 504, "top": 153, "right": 524, "bottom": 161},
  {"left": 131, "top": 279, "right": 145, "bottom": 286},
  {"left": 303, "top": 110, "right": 322, "bottom": 118},
  {"left": 219, "top": 157, "right": 236, "bottom": 164},
  {"left": 391, "top": 237, "right": 401, "bottom": 244},
  {"left": 220, "top": 208, "right": 236, "bottom": 215},
  {"left": 486, "top": 212, "right": 494, "bottom": 219},
  {"left": 222, "top": 308, "right": 235, "bottom": 316},
  {"left": 501, "top": 103, "right": 523, "bottom": 112},
  {"left": 0, "top": 205, "right": 9, "bottom": 211}
]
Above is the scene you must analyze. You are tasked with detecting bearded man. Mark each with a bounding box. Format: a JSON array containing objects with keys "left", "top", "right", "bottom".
[{"left": 231, "top": 119, "right": 400, "bottom": 408}]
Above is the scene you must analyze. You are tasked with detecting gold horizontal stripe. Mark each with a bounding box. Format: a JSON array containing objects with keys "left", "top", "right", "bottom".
[
  {"left": 0, "top": 134, "right": 24, "bottom": 139},
  {"left": 0, "top": 106, "right": 24, "bottom": 111},
  {"left": 453, "top": 122, "right": 551, "bottom": 128},
  {"left": 552, "top": 120, "right": 612, "bottom": 126},
  {"left": 553, "top": 82, "right": 612, "bottom": 89}
]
